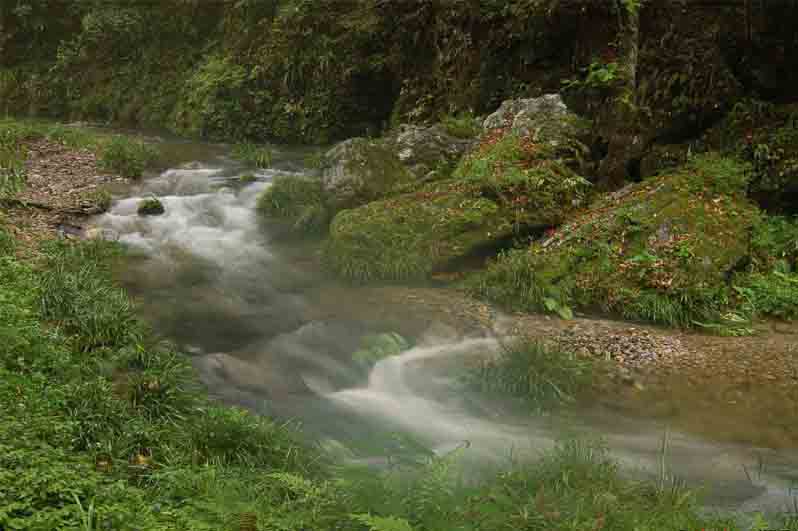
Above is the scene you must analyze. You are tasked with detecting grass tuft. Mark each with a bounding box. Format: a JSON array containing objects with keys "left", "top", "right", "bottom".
[{"left": 470, "top": 339, "right": 595, "bottom": 410}]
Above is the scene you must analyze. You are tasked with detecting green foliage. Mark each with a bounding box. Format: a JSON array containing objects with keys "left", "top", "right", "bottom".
[
  {"left": 352, "top": 333, "right": 410, "bottom": 370},
  {"left": 0, "top": 231, "right": 742, "bottom": 531},
  {"left": 176, "top": 54, "right": 249, "bottom": 139},
  {"left": 0, "top": 143, "right": 26, "bottom": 199},
  {"left": 87, "top": 187, "right": 112, "bottom": 213},
  {"left": 137, "top": 197, "right": 165, "bottom": 216},
  {"left": 0, "top": 223, "right": 14, "bottom": 256},
  {"left": 351, "top": 513, "right": 415, "bottom": 531},
  {"left": 38, "top": 240, "right": 142, "bottom": 353},
  {"left": 750, "top": 215, "right": 798, "bottom": 270},
  {"left": 562, "top": 61, "right": 620, "bottom": 92},
  {"left": 471, "top": 340, "right": 594, "bottom": 410},
  {"left": 98, "top": 136, "right": 157, "bottom": 179},
  {"left": 184, "top": 407, "right": 307, "bottom": 470},
  {"left": 472, "top": 154, "right": 771, "bottom": 328},
  {"left": 256, "top": 176, "right": 330, "bottom": 235},
  {"left": 326, "top": 133, "right": 590, "bottom": 282},
  {"left": 735, "top": 271, "right": 798, "bottom": 320},
  {"left": 440, "top": 110, "right": 481, "bottom": 139},
  {"left": 453, "top": 133, "right": 591, "bottom": 231},
  {"left": 232, "top": 142, "right": 273, "bottom": 168}
]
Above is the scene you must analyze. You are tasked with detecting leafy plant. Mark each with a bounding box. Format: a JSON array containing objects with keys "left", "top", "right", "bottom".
[
  {"left": 562, "top": 61, "right": 620, "bottom": 92},
  {"left": 98, "top": 136, "right": 158, "bottom": 179}
]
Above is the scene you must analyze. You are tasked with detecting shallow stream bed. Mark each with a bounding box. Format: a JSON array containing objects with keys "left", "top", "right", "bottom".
[{"left": 92, "top": 135, "right": 798, "bottom": 521}]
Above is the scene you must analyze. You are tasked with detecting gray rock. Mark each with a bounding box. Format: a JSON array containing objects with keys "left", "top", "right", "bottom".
[
  {"left": 192, "top": 352, "right": 310, "bottom": 399},
  {"left": 321, "top": 138, "right": 412, "bottom": 210},
  {"left": 321, "top": 124, "right": 475, "bottom": 210},
  {"left": 483, "top": 94, "right": 587, "bottom": 146},
  {"left": 385, "top": 124, "right": 474, "bottom": 178}
]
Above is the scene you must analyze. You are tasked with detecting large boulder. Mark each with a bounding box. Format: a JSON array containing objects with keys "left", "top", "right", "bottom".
[
  {"left": 483, "top": 94, "right": 589, "bottom": 149},
  {"left": 385, "top": 123, "right": 475, "bottom": 179},
  {"left": 474, "top": 153, "right": 767, "bottom": 327},
  {"left": 324, "top": 133, "right": 591, "bottom": 281},
  {"left": 320, "top": 138, "right": 413, "bottom": 210}
]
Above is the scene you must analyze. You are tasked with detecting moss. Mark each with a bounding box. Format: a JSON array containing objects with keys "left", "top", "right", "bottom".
[
  {"left": 323, "top": 138, "right": 415, "bottom": 210},
  {"left": 137, "top": 198, "right": 165, "bottom": 216},
  {"left": 325, "top": 133, "right": 591, "bottom": 282},
  {"left": 325, "top": 181, "right": 500, "bottom": 281},
  {"left": 472, "top": 153, "right": 764, "bottom": 328},
  {"left": 256, "top": 176, "right": 330, "bottom": 235}
]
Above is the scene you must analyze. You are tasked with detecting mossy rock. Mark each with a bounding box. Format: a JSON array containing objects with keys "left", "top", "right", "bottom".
[
  {"left": 256, "top": 176, "right": 330, "bottom": 235},
  {"left": 137, "top": 198, "right": 165, "bottom": 216},
  {"left": 325, "top": 134, "right": 591, "bottom": 282},
  {"left": 321, "top": 138, "right": 414, "bottom": 210},
  {"left": 473, "top": 153, "right": 762, "bottom": 327}
]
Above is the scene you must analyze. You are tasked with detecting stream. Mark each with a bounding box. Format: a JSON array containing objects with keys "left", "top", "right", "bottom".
[{"left": 93, "top": 135, "right": 798, "bottom": 521}]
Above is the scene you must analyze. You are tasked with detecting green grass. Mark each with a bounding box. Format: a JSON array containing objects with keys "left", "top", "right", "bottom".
[
  {"left": 0, "top": 118, "right": 160, "bottom": 180},
  {"left": 440, "top": 110, "right": 481, "bottom": 139},
  {"left": 232, "top": 142, "right": 273, "bottom": 169},
  {"left": 0, "top": 221, "right": 790, "bottom": 529},
  {"left": 256, "top": 176, "right": 330, "bottom": 235},
  {"left": 98, "top": 135, "right": 158, "bottom": 179},
  {"left": 469, "top": 339, "right": 595, "bottom": 411}
]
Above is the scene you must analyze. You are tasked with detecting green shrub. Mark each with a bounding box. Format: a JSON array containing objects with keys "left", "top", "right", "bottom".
[
  {"left": 750, "top": 215, "right": 798, "bottom": 270},
  {"left": 736, "top": 271, "right": 798, "bottom": 320},
  {"left": 470, "top": 339, "right": 594, "bottom": 410},
  {"left": 98, "top": 135, "right": 157, "bottom": 178}
]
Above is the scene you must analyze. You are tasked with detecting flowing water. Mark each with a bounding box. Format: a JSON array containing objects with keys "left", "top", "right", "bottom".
[{"left": 94, "top": 136, "right": 798, "bottom": 520}]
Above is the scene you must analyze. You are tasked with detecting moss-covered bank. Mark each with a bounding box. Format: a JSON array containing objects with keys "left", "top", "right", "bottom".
[
  {"left": 472, "top": 153, "right": 798, "bottom": 329},
  {"left": 324, "top": 132, "right": 591, "bottom": 281}
]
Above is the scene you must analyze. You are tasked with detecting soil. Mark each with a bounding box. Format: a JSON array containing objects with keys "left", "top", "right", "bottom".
[{"left": 2, "top": 139, "right": 128, "bottom": 252}]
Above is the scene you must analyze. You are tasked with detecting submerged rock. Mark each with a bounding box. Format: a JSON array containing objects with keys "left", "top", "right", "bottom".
[{"left": 192, "top": 352, "right": 310, "bottom": 399}]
